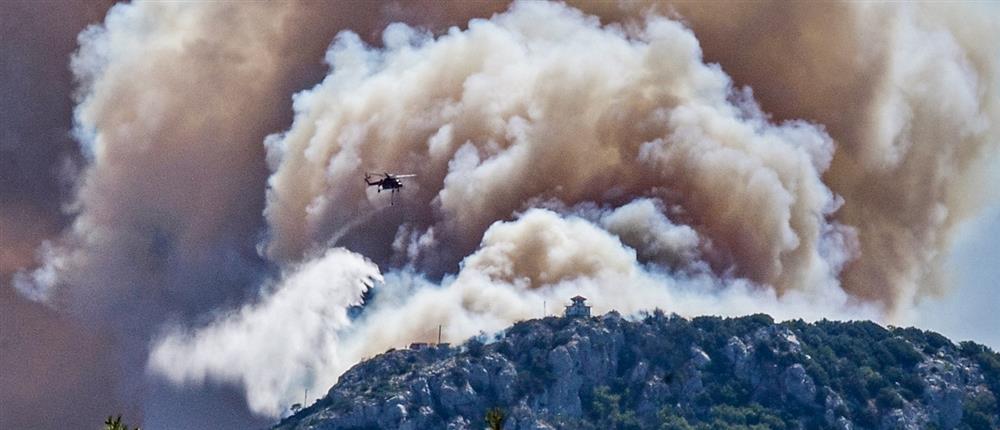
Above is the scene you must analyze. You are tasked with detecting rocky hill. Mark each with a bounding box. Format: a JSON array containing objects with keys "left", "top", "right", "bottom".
[{"left": 273, "top": 312, "right": 1000, "bottom": 430}]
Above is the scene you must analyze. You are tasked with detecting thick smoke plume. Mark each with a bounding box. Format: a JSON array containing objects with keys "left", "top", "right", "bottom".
[
  {"left": 152, "top": 1, "right": 998, "bottom": 416},
  {"left": 580, "top": 1, "right": 1000, "bottom": 310},
  {"left": 261, "top": 2, "right": 852, "bottom": 295},
  {"left": 6, "top": 0, "right": 998, "bottom": 426},
  {"left": 5, "top": 0, "right": 505, "bottom": 427},
  {"left": 9, "top": 2, "right": 347, "bottom": 423}
]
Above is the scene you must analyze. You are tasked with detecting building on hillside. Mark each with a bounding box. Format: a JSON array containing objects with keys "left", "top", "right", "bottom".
[{"left": 565, "top": 295, "right": 591, "bottom": 318}]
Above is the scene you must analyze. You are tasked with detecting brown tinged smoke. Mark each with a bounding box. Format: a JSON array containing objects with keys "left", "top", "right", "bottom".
[
  {"left": 3, "top": 1, "right": 505, "bottom": 428},
  {"left": 155, "top": 1, "right": 997, "bottom": 416},
  {"left": 572, "top": 0, "right": 1000, "bottom": 311},
  {"left": 15, "top": 0, "right": 510, "bottom": 317},
  {"left": 263, "top": 1, "right": 847, "bottom": 296},
  {"left": 4, "top": 0, "right": 998, "bottom": 426},
  {"left": 1, "top": 2, "right": 119, "bottom": 429},
  {"left": 263, "top": 0, "right": 999, "bottom": 313}
]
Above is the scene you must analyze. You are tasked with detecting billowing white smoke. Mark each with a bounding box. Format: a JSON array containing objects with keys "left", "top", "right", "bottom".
[
  {"left": 10, "top": 0, "right": 992, "bottom": 422},
  {"left": 6, "top": 1, "right": 502, "bottom": 423},
  {"left": 11, "top": 1, "right": 322, "bottom": 315},
  {"left": 151, "top": 2, "right": 883, "bottom": 415},
  {"left": 579, "top": 1, "right": 1000, "bottom": 310},
  {"left": 150, "top": 249, "right": 381, "bottom": 416},
  {"left": 261, "top": 1, "right": 855, "bottom": 295},
  {"left": 350, "top": 205, "right": 877, "bottom": 356},
  {"left": 154, "top": 206, "right": 878, "bottom": 416}
]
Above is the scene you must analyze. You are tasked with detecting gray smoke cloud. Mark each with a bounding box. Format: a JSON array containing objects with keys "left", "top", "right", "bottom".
[
  {"left": 576, "top": 0, "right": 1000, "bottom": 311},
  {"left": 260, "top": 2, "right": 853, "bottom": 295},
  {"left": 8, "top": 0, "right": 328, "bottom": 423},
  {"left": 151, "top": 1, "right": 983, "bottom": 415},
  {"left": 5, "top": 0, "right": 504, "bottom": 427},
  {"left": 6, "top": 0, "right": 998, "bottom": 426},
  {"left": 1, "top": 2, "right": 119, "bottom": 429}
]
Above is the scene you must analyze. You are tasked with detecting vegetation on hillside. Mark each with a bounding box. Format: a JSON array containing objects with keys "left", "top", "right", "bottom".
[{"left": 276, "top": 311, "right": 1000, "bottom": 429}]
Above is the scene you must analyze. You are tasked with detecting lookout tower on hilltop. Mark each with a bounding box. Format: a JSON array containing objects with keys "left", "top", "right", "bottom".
[{"left": 565, "top": 295, "right": 591, "bottom": 318}]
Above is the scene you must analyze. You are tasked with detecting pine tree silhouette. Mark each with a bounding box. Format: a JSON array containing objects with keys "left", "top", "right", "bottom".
[{"left": 104, "top": 415, "right": 140, "bottom": 430}]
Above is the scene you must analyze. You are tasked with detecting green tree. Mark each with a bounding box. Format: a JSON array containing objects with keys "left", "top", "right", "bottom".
[
  {"left": 104, "top": 415, "right": 140, "bottom": 430},
  {"left": 658, "top": 414, "right": 694, "bottom": 430},
  {"left": 590, "top": 386, "right": 640, "bottom": 430}
]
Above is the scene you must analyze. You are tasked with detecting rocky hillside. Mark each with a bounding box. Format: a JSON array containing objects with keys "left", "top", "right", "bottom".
[{"left": 273, "top": 312, "right": 1000, "bottom": 430}]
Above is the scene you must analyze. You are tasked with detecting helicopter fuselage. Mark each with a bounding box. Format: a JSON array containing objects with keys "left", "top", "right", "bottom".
[{"left": 366, "top": 175, "right": 405, "bottom": 192}]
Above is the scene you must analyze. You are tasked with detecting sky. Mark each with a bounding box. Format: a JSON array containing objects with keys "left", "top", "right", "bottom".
[
  {"left": 1, "top": 1, "right": 998, "bottom": 428},
  {"left": 914, "top": 202, "right": 1000, "bottom": 349}
]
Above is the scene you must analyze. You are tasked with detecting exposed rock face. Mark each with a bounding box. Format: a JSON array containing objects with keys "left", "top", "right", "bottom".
[
  {"left": 274, "top": 313, "right": 1000, "bottom": 430},
  {"left": 783, "top": 363, "right": 817, "bottom": 406}
]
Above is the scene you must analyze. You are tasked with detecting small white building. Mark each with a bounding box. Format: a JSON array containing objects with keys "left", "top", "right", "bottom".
[{"left": 564, "top": 295, "right": 591, "bottom": 318}]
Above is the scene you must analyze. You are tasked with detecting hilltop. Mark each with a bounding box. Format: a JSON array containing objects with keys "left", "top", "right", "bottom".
[{"left": 274, "top": 312, "right": 1000, "bottom": 429}]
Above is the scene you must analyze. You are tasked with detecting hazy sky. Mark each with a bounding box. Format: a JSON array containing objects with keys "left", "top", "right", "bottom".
[{"left": 915, "top": 202, "right": 1000, "bottom": 349}]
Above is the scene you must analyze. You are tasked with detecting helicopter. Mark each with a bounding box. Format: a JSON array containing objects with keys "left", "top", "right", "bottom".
[{"left": 365, "top": 172, "right": 416, "bottom": 205}]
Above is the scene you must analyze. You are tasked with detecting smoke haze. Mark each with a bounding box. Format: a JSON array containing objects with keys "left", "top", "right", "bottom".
[
  {"left": 3, "top": 0, "right": 504, "bottom": 427},
  {"left": 3, "top": 0, "right": 998, "bottom": 427}
]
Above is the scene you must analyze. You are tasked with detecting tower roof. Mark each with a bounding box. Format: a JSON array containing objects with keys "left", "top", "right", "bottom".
[{"left": 571, "top": 295, "right": 587, "bottom": 302}]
